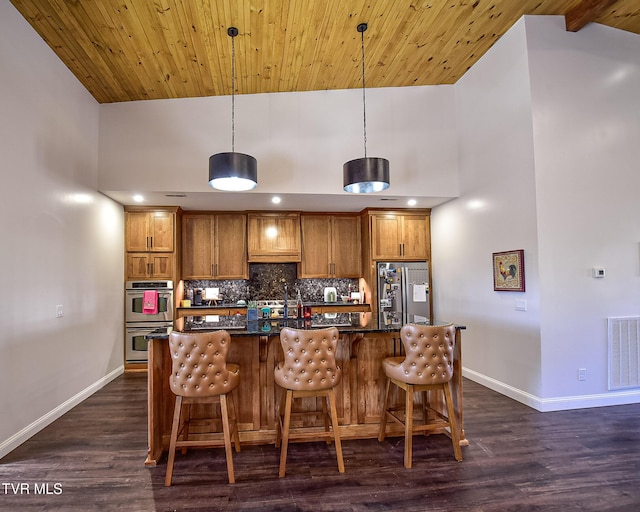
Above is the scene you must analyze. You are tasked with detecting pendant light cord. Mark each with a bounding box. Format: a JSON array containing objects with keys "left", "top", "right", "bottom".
[
  {"left": 231, "top": 30, "right": 236, "bottom": 153},
  {"left": 360, "top": 26, "right": 367, "bottom": 158}
]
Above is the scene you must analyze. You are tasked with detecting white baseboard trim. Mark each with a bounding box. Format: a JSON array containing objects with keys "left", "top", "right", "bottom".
[
  {"left": 0, "top": 366, "right": 124, "bottom": 459},
  {"left": 462, "top": 367, "right": 640, "bottom": 412}
]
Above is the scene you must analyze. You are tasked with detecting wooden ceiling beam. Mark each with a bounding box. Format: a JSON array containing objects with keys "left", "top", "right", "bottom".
[{"left": 565, "top": 0, "right": 620, "bottom": 32}]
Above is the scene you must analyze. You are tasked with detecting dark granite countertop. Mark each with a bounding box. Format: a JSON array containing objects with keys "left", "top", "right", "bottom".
[
  {"left": 147, "top": 313, "right": 464, "bottom": 339},
  {"left": 177, "top": 301, "right": 370, "bottom": 309}
]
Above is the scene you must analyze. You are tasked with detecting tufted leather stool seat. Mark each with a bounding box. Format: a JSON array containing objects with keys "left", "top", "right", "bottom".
[
  {"left": 165, "top": 331, "right": 241, "bottom": 486},
  {"left": 378, "top": 324, "right": 462, "bottom": 468},
  {"left": 274, "top": 327, "right": 345, "bottom": 477}
]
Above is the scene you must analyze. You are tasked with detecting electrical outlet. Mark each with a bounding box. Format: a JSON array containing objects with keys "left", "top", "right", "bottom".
[
  {"left": 56, "top": 305, "right": 63, "bottom": 318},
  {"left": 578, "top": 368, "right": 587, "bottom": 381}
]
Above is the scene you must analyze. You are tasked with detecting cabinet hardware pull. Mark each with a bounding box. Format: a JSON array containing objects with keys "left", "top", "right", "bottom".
[{"left": 149, "top": 236, "right": 153, "bottom": 248}]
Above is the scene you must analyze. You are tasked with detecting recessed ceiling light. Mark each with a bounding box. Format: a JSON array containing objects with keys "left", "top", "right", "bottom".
[
  {"left": 407, "top": 199, "right": 417, "bottom": 206},
  {"left": 272, "top": 196, "right": 281, "bottom": 204},
  {"left": 133, "top": 194, "right": 144, "bottom": 203}
]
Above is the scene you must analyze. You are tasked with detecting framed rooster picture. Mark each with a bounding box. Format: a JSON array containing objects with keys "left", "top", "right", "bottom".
[{"left": 493, "top": 250, "right": 525, "bottom": 292}]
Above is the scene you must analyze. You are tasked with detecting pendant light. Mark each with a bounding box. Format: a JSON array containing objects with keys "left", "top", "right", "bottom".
[
  {"left": 343, "top": 23, "right": 389, "bottom": 194},
  {"left": 209, "top": 27, "right": 257, "bottom": 192}
]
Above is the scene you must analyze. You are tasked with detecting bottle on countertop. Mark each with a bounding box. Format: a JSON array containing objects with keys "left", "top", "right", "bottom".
[
  {"left": 283, "top": 283, "right": 288, "bottom": 319},
  {"left": 296, "top": 290, "right": 303, "bottom": 319}
]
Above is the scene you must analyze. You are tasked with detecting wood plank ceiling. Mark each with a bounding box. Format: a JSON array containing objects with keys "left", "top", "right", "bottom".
[{"left": 10, "top": 0, "right": 640, "bottom": 104}]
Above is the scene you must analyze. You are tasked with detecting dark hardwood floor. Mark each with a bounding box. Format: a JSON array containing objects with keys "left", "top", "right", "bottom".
[{"left": 1, "top": 372, "right": 639, "bottom": 511}]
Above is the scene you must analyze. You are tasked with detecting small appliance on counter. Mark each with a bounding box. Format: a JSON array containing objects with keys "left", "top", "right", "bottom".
[
  {"left": 323, "top": 287, "right": 337, "bottom": 303},
  {"left": 193, "top": 288, "right": 203, "bottom": 306}
]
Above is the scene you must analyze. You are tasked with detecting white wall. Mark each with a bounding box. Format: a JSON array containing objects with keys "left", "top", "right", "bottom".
[
  {"left": 0, "top": 3, "right": 125, "bottom": 458},
  {"left": 527, "top": 17, "right": 640, "bottom": 402},
  {"left": 433, "top": 16, "right": 640, "bottom": 411},
  {"left": 98, "top": 85, "right": 459, "bottom": 199},
  {"left": 433, "top": 18, "right": 543, "bottom": 403}
]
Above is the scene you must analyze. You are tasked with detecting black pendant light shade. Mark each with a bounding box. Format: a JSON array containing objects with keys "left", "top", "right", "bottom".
[
  {"left": 343, "top": 22, "right": 390, "bottom": 194},
  {"left": 209, "top": 26, "right": 257, "bottom": 192},
  {"left": 343, "top": 157, "right": 390, "bottom": 193},
  {"left": 209, "top": 152, "right": 257, "bottom": 191}
]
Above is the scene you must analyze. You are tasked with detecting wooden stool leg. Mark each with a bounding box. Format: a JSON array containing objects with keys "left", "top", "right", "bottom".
[
  {"left": 327, "top": 388, "right": 345, "bottom": 473},
  {"left": 444, "top": 383, "right": 463, "bottom": 461},
  {"left": 228, "top": 391, "right": 241, "bottom": 453},
  {"left": 219, "top": 394, "right": 236, "bottom": 484},
  {"left": 378, "top": 378, "right": 391, "bottom": 442},
  {"left": 165, "top": 396, "right": 183, "bottom": 487},
  {"left": 181, "top": 403, "right": 190, "bottom": 455},
  {"left": 278, "top": 390, "right": 293, "bottom": 478},
  {"left": 275, "top": 388, "right": 286, "bottom": 449},
  {"left": 322, "top": 395, "right": 331, "bottom": 444},
  {"left": 404, "top": 385, "right": 414, "bottom": 469},
  {"left": 421, "top": 390, "right": 429, "bottom": 432}
]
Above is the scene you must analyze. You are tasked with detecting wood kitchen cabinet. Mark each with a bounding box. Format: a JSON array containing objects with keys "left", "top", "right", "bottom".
[
  {"left": 124, "top": 207, "right": 180, "bottom": 281},
  {"left": 126, "top": 253, "right": 174, "bottom": 279},
  {"left": 369, "top": 211, "right": 430, "bottom": 260},
  {"left": 125, "top": 210, "right": 174, "bottom": 252},
  {"left": 247, "top": 213, "right": 301, "bottom": 262},
  {"left": 182, "top": 213, "right": 248, "bottom": 279},
  {"left": 300, "top": 214, "right": 361, "bottom": 278}
]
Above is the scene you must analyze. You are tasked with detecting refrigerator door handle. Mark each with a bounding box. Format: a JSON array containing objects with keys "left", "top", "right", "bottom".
[{"left": 400, "top": 266, "right": 408, "bottom": 324}]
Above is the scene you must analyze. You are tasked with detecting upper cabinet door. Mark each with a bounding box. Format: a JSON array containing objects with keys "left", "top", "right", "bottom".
[
  {"left": 149, "top": 211, "right": 174, "bottom": 252},
  {"left": 247, "top": 213, "right": 301, "bottom": 262},
  {"left": 300, "top": 215, "right": 332, "bottom": 277},
  {"left": 330, "top": 215, "right": 361, "bottom": 277},
  {"left": 400, "top": 214, "right": 430, "bottom": 260},
  {"left": 125, "top": 212, "right": 151, "bottom": 252},
  {"left": 371, "top": 214, "right": 402, "bottom": 260},
  {"left": 214, "top": 214, "right": 248, "bottom": 279},
  {"left": 182, "top": 215, "right": 214, "bottom": 279}
]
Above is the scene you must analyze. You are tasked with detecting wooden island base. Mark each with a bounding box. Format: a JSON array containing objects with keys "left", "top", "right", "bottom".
[{"left": 146, "top": 329, "right": 467, "bottom": 466}]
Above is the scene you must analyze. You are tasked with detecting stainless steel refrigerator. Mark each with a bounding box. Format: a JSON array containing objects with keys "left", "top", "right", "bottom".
[{"left": 377, "top": 262, "right": 430, "bottom": 326}]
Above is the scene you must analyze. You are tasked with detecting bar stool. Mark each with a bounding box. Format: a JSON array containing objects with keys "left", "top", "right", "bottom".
[
  {"left": 378, "top": 323, "right": 462, "bottom": 468},
  {"left": 165, "top": 330, "right": 241, "bottom": 486},
  {"left": 274, "top": 327, "right": 344, "bottom": 477}
]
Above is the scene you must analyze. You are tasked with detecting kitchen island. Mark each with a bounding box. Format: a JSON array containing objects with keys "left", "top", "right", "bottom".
[{"left": 145, "top": 314, "right": 466, "bottom": 466}]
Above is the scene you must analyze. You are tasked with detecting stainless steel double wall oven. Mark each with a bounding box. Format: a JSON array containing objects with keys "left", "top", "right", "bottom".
[{"left": 125, "top": 280, "right": 173, "bottom": 363}]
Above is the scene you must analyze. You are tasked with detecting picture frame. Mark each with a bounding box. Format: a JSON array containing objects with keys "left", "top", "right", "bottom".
[{"left": 493, "top": 250, "right": 525, "bottom": 292}]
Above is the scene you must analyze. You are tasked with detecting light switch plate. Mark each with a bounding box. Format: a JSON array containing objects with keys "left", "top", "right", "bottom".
[{"left": 515, "top": 299, "right": 527, "bottom": 311}]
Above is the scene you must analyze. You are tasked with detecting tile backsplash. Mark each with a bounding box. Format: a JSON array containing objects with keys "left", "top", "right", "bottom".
[{"left": 185, "top": 263, "right": 359, "bottom": 304}]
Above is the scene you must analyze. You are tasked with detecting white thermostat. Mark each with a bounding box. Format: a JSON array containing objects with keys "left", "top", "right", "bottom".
[{"left": 592, "top": 267, "right": 605, "bottom": 278}]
